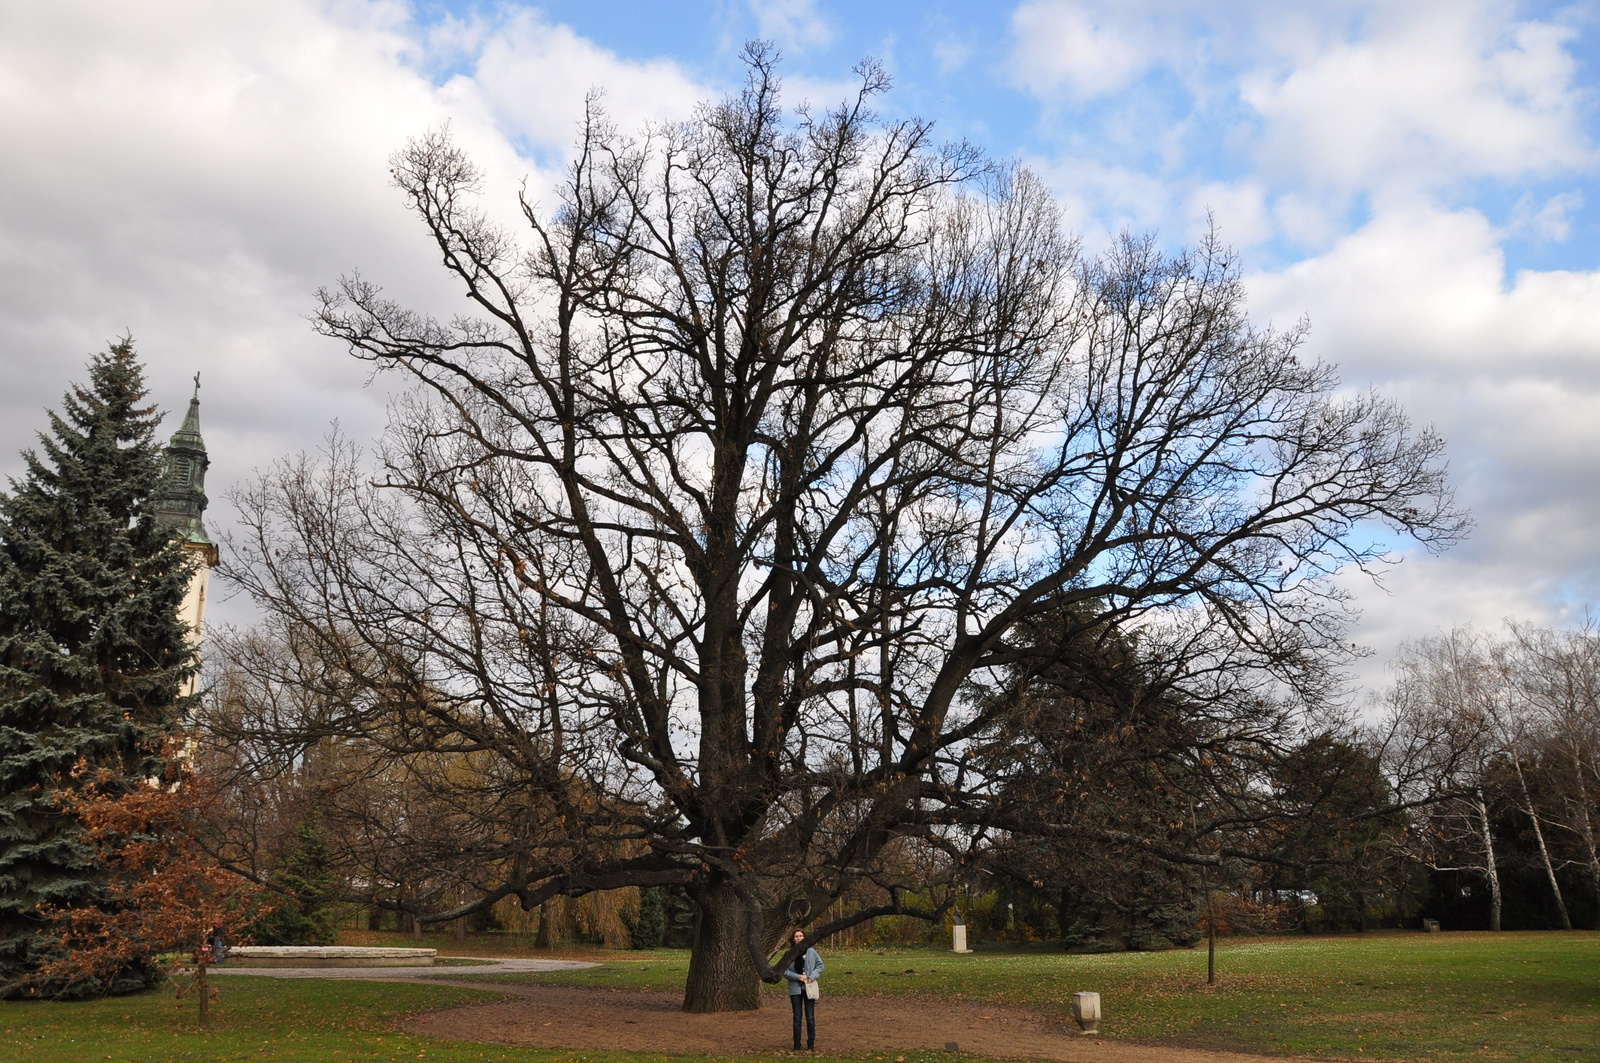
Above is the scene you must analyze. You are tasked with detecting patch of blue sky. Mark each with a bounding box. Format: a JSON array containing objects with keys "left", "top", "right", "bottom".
[{"left": 399, "top": 1, "right": 1600, "bottom": 276}]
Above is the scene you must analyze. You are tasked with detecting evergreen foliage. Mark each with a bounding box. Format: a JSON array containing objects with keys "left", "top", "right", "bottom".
[
  {"left": 1267, "top": 736, "right": 1413, "bottom": 931},
  {"left": 978, "top": 605, "right": 1210, "bottom": 951},
  {"left": 0, "top": 340, "right": 197, "bottom": 999},
  {"left": 1055, "top": 862, "right": 1204, "bottom": 952},
  {"left": 244, "top": 812, "right": 337, "bottom": 946},
  {"left": 630, "top": 886, "right": 666, "bottom": 949}
]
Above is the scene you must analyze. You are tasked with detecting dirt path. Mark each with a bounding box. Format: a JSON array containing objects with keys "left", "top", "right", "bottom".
[{"left": 403, "top": 984, "right": 1327, "bottom": 1063}]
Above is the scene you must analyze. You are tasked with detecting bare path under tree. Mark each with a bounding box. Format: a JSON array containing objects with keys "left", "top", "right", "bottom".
[
  {"left": 217, "top": 962, "right": 1332, "bottom": 1063},
  {"left": 403, "top": 984, "right": 1334, "bottom": 1063}
]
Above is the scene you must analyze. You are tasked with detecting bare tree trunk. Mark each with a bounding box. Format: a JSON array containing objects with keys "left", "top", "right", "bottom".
[
  {"left": 1200, "top": 861, "right": 1216, "bottom": 986},
  {"left": 535, "top": 898, "right": 559, "bottom": 949},
  {"left": 1513, "top": 756, "right": 1571, "bottom": 929},
  {"left": 196, "top": 949, "right": 210, "bottom": 1028},
  {"left": 1206, "top": 904, "right": 1216, "bottom": 986},
  {"left": 683, "top": 878, "right": 761, "bottom": 1013},
  {"left": 1569, "top": 766, "right": 1600, "bottom": 929},
  {"left": 1474, "top": 787, "right": 1503, "bottom": 931}
]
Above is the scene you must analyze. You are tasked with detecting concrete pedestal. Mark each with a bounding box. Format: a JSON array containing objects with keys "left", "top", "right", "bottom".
[
  {"left": 951, "top": 925, "right": 971, "bottom": 953},
  {"left": 1071, "top": 991, "right": 1101, "bottom": 1034}
]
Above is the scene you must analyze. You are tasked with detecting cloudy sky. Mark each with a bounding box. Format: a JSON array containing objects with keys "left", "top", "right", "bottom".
[{"left": 2, "top": 0, "right": 1597, "bottom": 700}]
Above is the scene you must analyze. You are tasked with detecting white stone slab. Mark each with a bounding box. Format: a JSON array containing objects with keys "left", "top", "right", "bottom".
[
  {"left": 226, "top": 946, "right": 437, "bottom": 968},
  {"left": 211, "top": 956, "right": 597, "bottom": 979}
]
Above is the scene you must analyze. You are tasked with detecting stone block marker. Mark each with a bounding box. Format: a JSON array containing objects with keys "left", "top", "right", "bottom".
[
  {"left": 227, "top": 946, "right": 437, "bottom": 968},
  {"left": 1071, "top": 991, "right": 1100, "bottom": 1034},
  {"left": 1422, "top": 919, "right": 1441, "bottom": 933}
]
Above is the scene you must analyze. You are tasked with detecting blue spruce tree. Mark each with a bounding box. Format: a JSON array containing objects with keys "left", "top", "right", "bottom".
[{"left": 0, "top": 341, "right": 199, "bottom": 998}]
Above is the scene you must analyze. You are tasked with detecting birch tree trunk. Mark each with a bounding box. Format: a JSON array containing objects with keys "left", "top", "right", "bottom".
[
  {"left": 1474, "top": 787, "right": 1503, "bottom": 932},
  {"left": 1512, "top": 755, "right": 1571, "bottom": 929},
  {"left": 1570, "top": 768, "right": 1600, "bottom": 929}
]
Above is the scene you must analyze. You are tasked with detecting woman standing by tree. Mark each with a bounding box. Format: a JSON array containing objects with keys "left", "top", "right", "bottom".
[{"left": 782, "top": 929, "right": 823, "bottom": 1051}]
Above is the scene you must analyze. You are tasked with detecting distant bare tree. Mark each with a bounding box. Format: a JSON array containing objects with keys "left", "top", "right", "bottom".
[
  {"left": 1506, "top": 620, "right": 1600, "bottom": 927},
  {"left": 1488, "top": 635, "right": 1572, "bottom": 929},
  {"left": 222, "top": 49, "right": 1462, "bottom": 1010},
  {"left": 200, "top": 627, "right": 586, "bottom": 936},
  {"left": 1384, "top": 630, "right": 1505, "bottom": 929}
]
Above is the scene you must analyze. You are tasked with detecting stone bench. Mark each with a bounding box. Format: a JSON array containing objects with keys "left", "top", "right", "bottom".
[{"left": 226, "top": 946, "right": 437, "bottom": 968}]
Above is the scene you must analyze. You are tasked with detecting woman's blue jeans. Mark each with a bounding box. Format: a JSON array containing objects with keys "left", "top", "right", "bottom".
[{"left": 790, "top": 992, "right": 815, "bottom": 1048}]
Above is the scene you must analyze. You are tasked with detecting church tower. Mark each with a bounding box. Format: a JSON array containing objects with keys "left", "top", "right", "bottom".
[{"left": 154, "top": 375, "right": 218, "bottom": 698}]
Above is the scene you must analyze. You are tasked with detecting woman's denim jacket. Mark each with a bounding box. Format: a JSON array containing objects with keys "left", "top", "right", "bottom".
[{"left": 783, "top": 947, "right": 824, "bottom": 996}]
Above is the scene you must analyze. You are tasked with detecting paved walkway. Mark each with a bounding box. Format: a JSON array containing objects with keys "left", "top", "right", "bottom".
[{"left": 209, "top": 956, "right": 596, "bottom": 980}]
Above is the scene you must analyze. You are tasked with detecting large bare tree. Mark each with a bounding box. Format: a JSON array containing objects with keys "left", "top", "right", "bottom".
[{"left": 221, "top": 50, "right": 1462, "bottom": 1010}]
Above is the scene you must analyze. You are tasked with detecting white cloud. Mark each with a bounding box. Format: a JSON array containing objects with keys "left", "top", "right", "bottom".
[
  {"left": 1009, "top": 1, "right": 1594, "bottom": 261},
  {"left": 1250, "top": 205, "right": 1600, "bottom": 379},
  {"left": 1268, "top": 193, "right": 1342, "bottom": 249},
  {"left": 0, "top": 1, "right": 462, "bottom": 477},
  {"left": 1027, "top": 157, "right": 1173, "bottom": 247},
  {"left": 1247, "top": 205, "right": 1600, "bottom": 676},
  {"left": 1338, "top": 547, "right": 1557, "bottom": 707},
  {"left": 467, "top": 10, "right": 708, "bottom": 159},
  {"left": 1510, "top": 190, "right": 1584, "bottom": 242},
  {"left": 1184, "top": 181, "right": 1271, "bottom": 249},
  {"left": 932, "top": 38, "right": 972, "bottom": 76},
  {"left": 1240, "top": 5, "right": 1590, "bottom": 193},
  {"left": 748, "top": 0, "right": 835, "bottom": 52},
  {"left": 1007, "top": 1, "right": 1152, "bottom": 100},
  {"left": 0, "top": 1, "right": 709, "bottom": 633}
]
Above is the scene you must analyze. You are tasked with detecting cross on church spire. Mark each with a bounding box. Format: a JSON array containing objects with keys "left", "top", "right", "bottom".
[{"left": 154, "top": 373, "right": 214, "bottom": 555}]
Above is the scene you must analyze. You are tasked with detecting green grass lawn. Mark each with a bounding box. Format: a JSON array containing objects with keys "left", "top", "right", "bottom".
[
  {"left": 478, "top": 932, "right": 1600, "bottom": 1062},
  {"left": 2, "top": 932, "right": 1595, "bottom": 1063},
  {"left": 1, "top": 977, "right": 495, "bottom": 1063},
  {"left": 0, "top": 975, "right": 951, "bottom": 1063}
]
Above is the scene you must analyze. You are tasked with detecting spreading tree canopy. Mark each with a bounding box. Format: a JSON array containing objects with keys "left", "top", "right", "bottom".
[
  {"left": 0, "top": 340, "right": 197, "bottom": 998},
  {"left": 218, "top": 51, "right": 1464, "bottom": 1011}
]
